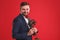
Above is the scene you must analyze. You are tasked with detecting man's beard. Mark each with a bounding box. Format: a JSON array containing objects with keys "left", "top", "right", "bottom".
[
  {"left": 22, "top": 12, "right": 28, "bottom": 16},
  {"left": 21, "top": 12, "right": 29, "bottom": 18}
]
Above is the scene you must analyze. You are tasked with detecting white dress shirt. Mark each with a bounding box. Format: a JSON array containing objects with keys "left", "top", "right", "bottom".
[{"left": 23, "top": 16, "right": 30, "bottom": 29}]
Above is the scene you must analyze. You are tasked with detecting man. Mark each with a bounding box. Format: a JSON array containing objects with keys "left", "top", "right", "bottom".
[{"left": 12, "top": 2, "right": 38, "bottom": 40}]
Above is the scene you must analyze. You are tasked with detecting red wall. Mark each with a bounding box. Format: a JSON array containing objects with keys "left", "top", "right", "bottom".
[{"left": 0, "top": 0, "right": 60, "bottom": 40}]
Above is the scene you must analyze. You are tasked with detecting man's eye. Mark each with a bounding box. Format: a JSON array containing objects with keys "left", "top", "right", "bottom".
[
  {"left": 22, "top": 9, "right": 25, "bottom": 10},
  {"left": 27, "top": 9, "right": 28, "bottom": 10}
]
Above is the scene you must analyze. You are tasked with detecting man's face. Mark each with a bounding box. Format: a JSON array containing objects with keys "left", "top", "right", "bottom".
[{"left": 20, "top": 5, "right": 30, "bottom": 16}]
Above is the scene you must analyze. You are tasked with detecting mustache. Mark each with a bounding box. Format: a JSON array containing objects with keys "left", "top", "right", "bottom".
[
  {"left": 23, "top": 12, "right": 26, "bottom": 13},
  {"left": 23, "top": 12, "right": 28, "bottom": 13}
]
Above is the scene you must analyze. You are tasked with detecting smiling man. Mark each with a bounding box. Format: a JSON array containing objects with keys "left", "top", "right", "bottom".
[{"left": 12, "top": 2, "right": 38, "bottom": 40}]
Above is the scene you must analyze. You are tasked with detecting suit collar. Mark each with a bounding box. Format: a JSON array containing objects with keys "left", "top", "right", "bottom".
[{"left": 19, "top": 14, "right": 28, "bottom": 26}]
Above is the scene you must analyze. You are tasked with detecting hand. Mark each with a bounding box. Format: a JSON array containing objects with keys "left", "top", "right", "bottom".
[
  {"left": 33, "top": 27, "right": 38, "bottom": 33},
  {"left": 32, "top": 27, "right": 38, "bottom": 35},
  {"left": 27, "top": 28, "right": 34, "bottom": 36}
]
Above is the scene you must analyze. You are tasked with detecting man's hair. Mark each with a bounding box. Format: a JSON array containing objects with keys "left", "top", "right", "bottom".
[{"left": 20, "top": 2, "right": 30, "bottom": 7}]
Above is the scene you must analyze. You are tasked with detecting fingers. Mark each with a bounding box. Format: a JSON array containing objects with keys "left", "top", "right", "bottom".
[
  {"left": 27, "top": 29, "right": 34, "bottom": 36},
  {"left": 27, "top": 27, "right": 38, "bottom": 36},
  {"left": 32, "top": 27, "right": 38, "bottom": 32},
  {"left": 31, "top": 27, "right": 38, "bottom": 35}
]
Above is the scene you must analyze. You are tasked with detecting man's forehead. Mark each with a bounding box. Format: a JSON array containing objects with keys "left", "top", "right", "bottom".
[{"left": 21, "top": 5, "right": 30, "bottom": 9}]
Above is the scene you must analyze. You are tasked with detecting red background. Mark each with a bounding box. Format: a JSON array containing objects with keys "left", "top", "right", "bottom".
[{"left": 0, "top": 0, "right": 60, "bottom": 40}]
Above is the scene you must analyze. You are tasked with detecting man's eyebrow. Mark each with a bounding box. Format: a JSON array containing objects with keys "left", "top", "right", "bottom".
[{"left": 23, "top": 9, "right": 25, "bottom": 10}]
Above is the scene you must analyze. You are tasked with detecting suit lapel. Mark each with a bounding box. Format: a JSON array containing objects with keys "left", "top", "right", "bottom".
[
  {"left": 19, "top": 14, "right": 31, "bottom": 29},
  {"left": 19, "top": 14, "right": 28, "bottom": 27}
]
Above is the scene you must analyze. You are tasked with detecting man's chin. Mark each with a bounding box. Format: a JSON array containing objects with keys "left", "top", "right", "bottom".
[
  {"left": 24, "top": 15, "right": 28, "bottom": 16},
  {"left": 24, "top": 14, "right": 28, "bottom": 16},
  {"left": 22, "top": 13, "right": 29, "bottom": 16}
]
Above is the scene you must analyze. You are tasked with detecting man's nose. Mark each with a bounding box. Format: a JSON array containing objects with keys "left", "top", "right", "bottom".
[{"left": 25, "top": 10, "right": 28, "bottom": 13}]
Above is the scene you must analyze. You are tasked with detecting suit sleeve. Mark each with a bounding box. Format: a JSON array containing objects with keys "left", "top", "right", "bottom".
[{"left": 12, "top": 18, "right": 28, "bottom": 39}]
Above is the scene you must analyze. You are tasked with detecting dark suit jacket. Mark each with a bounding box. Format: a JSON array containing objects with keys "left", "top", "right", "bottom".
[{"left": 12, "top": 14, "right": 32, "bottom": 40}]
